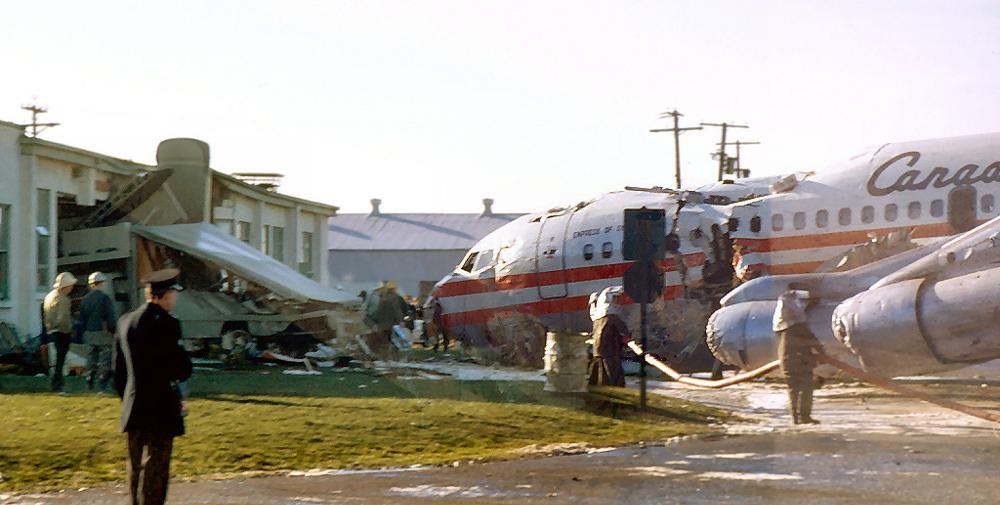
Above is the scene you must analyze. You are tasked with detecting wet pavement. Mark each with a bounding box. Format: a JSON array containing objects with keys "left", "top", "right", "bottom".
[{"left": 4, "top": 374, "right": 999, "bottom": 505}]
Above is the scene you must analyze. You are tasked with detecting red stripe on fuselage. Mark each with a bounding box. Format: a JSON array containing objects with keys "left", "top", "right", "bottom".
[
  {"left": 734, "top": 222, "right": 954, "bottom": 253},
  {"left": 440, "top": 285, "right": 685, "bottom": 327},
  {"left": 433, "top": 252, "right": 707, "bottom": 298}
]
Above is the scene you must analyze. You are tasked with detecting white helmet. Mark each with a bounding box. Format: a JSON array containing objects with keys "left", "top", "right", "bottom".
[{"left": 88, "top": 271, "right": 108, "bottom": 285}]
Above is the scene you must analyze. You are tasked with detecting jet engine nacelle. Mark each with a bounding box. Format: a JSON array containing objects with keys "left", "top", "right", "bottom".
[
  {"left": 833, "top": 267, "right": 1000, "bottom": 376},
  {"left": 707, "top": 300, "right": 859, "bottom": 374}
]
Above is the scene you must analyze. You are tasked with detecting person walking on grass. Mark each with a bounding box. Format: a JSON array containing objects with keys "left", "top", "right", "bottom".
[
  {"left": 81, "top": 271, "right": 117, "bottom": 393},
  {"left": 43, "top": 272, "right": 77, "bottom": 393},
  {"left": 114, "top": 268, "right": 192, "bottom": 505}
]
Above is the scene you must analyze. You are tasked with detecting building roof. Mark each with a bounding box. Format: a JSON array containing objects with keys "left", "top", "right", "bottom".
[{"left": 329, "top": 212, "right": 524, "bottom": 251}]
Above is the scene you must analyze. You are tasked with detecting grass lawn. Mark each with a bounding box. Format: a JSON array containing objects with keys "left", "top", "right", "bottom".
[{"left": 0, "top": 369, "right": 728, "bottom": 493}]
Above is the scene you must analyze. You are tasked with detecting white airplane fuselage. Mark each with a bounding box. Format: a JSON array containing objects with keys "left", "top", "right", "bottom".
[{"left": 432, "top": 132, "right": 1000, "bottom": 371}]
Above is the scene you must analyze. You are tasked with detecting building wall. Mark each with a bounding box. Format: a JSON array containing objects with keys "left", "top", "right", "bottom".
[
  {"left": 328, "top": 249, "right": 466, "bottom": 299},
  {"left": 210, "top": 184, "right": 330, "bottom": 282}
]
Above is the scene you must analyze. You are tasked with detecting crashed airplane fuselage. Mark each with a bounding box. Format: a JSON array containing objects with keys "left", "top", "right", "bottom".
[{"left": 432, "top": 132, "right": 1000, "bottom": 373}]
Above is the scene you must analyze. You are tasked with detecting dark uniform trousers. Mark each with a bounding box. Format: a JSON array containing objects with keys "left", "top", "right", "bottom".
[
  {"left": 50, "top": 332, "right": 71, "bottom": 392},
  {"left": 127, "top": 430, "right": 174, "bottom": 505}
]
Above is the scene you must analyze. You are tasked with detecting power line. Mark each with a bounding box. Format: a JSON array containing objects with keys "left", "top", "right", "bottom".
[
  {"left": 716, "top": 140, "right": 760, "bottom": 178},
  {"left": 649, "top": 109, "right": 702, "bottom": 189},
  {"left": 20, "top": 103, "right": 60, "bottom": 137},
  {"left": 701, "top": 122, "right": 748, "bottom": 181}
]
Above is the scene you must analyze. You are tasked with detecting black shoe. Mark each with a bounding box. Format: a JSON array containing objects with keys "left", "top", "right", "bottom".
[{"left": 800, "top": 417, "right": 820, "bottom": 425}]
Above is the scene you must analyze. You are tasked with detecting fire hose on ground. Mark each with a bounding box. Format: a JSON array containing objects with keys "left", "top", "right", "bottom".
[{"left": 627, "top": 341, "right": 1000, "bottom": 424}]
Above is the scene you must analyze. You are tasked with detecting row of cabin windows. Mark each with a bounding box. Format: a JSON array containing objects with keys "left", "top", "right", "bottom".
[
  {"left": 582, "top": 242, "right": 614, "bottom": 261},
  {"left": 750, "top": 194, "right": 997, "bottom": 233}
]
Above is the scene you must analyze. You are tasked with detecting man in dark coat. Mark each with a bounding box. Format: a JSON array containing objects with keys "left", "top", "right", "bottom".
[
  {"left": 114, "top": 268, "right": 192, "bottom": 505},
  {"left": 773, "top": 289, "right": 825, "bottom": 425},
  {"left": 588, "top": 288, "right": 631, "bottom": 387}
]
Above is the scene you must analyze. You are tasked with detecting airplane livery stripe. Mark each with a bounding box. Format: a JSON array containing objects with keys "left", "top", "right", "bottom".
[
  {"left": 433, "top": 252, "right": 707, "bottom": 298},
  {"left": 441, "top": 285, "right": 686, "bottom": 327},
  {"left": 734, "top": 222, "right": 954, "bottom": 253}
]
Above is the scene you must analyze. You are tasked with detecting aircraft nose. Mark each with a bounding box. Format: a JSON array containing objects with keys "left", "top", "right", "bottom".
[{"left": 706, "top": 300, "right": 779, "bottom": 370}]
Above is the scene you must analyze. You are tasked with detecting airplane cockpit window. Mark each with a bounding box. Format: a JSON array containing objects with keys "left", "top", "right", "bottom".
[
  {"left": 884, "top": 203, "right": 898, "bottom": 222},
  {"left": 908, "top": 201, "right": 922, "bottom": 219},
  {"left": 815, "top": 209, "right": 828, "bottom": 228},
  {"left": 861, "top": 205, "right": 875, "bottom": 224},
  {"left": 583, "top": 244, "right": 594, "bottom": 261},
  {"left": 750, "top": 215, "right": 761, "bottom": 233},
  {"left": 459, "top": 251, "right": 478, "bottom": 273},
  {"left": 793, "top": 212, "right": 806, "bottom": 230},
  {"left": 931, "top": 199, "right": 945, "bottom": 217},
  {"left": 601, "top": 242, "right": 613, "bottom": 259},
  {"left": 839, "top": 208, "right": 851, "bottom": 226},
  {"left": 472, "top": 249, "right": 495, "bottom": 272},
  {"left": 981, "top": 194, "right": 995, "bottom": 214},
  {"left": 771, "top": 213, "right": 784, "bottom": 232}
]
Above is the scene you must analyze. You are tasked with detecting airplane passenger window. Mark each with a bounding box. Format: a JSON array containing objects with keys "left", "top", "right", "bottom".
[
  {"left": 601, "top": 242, "right": 613, "bottom": 259},
  {"left": 815, "top": 210, "right": 828, "bottom": 228},
  {"left": 750, "top": 216, "right": 761, "bottom": 233},
  {"left": 460, "top": 252, "right": 478, "bottom": 272},
  {"left": 884, "top": 203, "right": 898, "bottom": 222},
  {"left": 931, "top": 199, "right": 944, "bottom": 217},
  {"left": 771, "top": 214, "right": 784, "bottom": 232},
  {"left": 583, "top": 244, "right": 594, "bottom": 261},
  {"left": 472, "top": 249, "right": 495, "bottom": 271},
  {"left": 793, "top": 212, "right": 806, "bottom": 230},
  {"left": 982, "top": 194, "right": 996, "bottom": 214},
  {"left": 861, "top": 205, "right": 875, "bottom": 224},
  {"left": 908, "top": 201, "right": 921, "bottom": 219},
  {"left": 838, "top": 208, "right": 851, "bottom": 226}
]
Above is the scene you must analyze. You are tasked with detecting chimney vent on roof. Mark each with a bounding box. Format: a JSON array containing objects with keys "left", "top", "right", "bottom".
[
  {"left": 370, "top": 198, "right": 382, "bottom": 217},
  {"left": 481, "top": 198, "right": 494, "bottom": 217}
]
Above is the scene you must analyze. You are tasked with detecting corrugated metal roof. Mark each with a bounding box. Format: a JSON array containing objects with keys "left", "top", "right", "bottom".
[{"left": 329, "top": 213, "right": 524, "bottom": 251}]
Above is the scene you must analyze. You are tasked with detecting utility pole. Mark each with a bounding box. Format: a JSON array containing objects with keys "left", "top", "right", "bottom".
[
  {"left": 701, "top": 122, "right": 748, "bottom": 181},
  {"left": 716, "top": 140, "right": 760, "bottom": 178},
  {"left": 650, "top": 110, "right": 702, "bottom": 189},
  {"left": 20, "top": 103, "right": 60, "bottom": 137}
]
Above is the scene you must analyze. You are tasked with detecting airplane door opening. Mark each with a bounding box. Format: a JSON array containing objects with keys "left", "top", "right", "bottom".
[
  {"left": 535, "top": 212, "right": 571, "bottom": 299},
  {"left": 948, "top": 186, "right": 977, "bottom": 233}
]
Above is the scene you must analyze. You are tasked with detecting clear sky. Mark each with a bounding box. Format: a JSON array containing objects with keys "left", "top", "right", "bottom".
[{"left": 2, "top": 0, "right": 998, "bottom": 214}]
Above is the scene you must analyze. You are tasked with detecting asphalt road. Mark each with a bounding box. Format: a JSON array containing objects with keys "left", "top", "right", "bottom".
[{"left": 4, "top": 376, "right": 998, "bottom": 505}]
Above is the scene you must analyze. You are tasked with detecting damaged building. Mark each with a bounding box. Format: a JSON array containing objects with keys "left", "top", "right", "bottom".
[{"left": 0, "top": 119, "right": 355, "bottom": 358}]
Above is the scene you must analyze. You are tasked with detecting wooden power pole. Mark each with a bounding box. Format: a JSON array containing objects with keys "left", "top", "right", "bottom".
[
  {"left": 650, "top": 110, "right": 702, "bottom": 189},
  {"left": 20, "top": 103, "right": 60, "bottom": 137},
  {"left": 716, "top": 140, "right": 760, "bottom": 178},
  {"left": 701, "top": 122, "right": 748, "bottom": 181}
]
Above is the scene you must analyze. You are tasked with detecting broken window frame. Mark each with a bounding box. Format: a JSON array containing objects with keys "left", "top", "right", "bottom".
[
  {"left": 472, "top": 249, "right": 496, "bottom": 273},
  {"left": 459, "top": 251, "right": 478, "bottom": 273}
]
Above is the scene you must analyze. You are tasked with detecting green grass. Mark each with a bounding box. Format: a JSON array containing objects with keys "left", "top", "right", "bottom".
[{"left": 0, "top": 371, "right": 728, "bottom": 493}]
